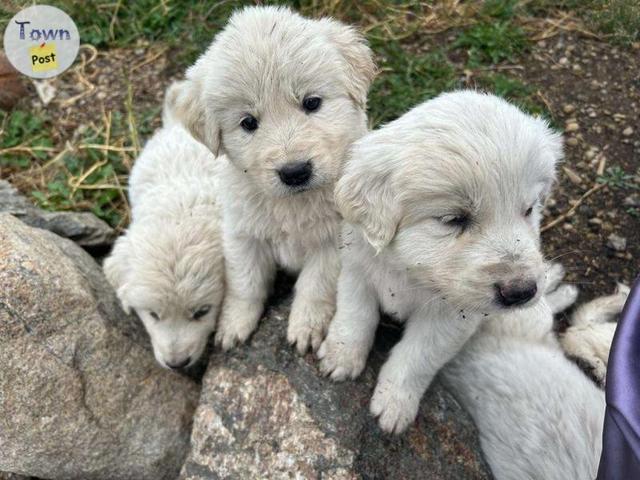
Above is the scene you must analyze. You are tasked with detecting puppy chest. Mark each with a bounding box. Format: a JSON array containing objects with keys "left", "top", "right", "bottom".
[{"left": 372, "top": 267, "right": 416, "bottom": 320}]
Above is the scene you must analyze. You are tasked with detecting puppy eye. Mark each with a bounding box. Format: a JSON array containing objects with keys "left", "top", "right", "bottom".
[
  {"left": 524, "top": 206, "right": 534, "bottom": 217},
  {"left": 439, "top": 214, "right": 470, "bottom": 230},
  {"left": 149, "top": 311, "right": 159, "bottom": 320},
  {"left": 240, "top": 115, "right": 259, "bottom": 132},
  {"left": 192, "top": 305, "right": 212, "bottom": 320},
  {"left": 302, "top": 96, "right": 322, "bottom": 113}
]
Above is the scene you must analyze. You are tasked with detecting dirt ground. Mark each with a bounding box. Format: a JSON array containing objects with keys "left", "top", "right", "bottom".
[{"left": 522, "top": 34, "right": 639, "bottom": 301}]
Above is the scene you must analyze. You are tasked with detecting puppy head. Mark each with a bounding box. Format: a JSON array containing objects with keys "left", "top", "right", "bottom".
[
  {"left": 337, "top": 91, "right": 562, "bottom": 313},
  {"left": 104, "top": 211, "right": 224, "bottom": 369},
  {"left": 168, "top": 6, "right": 376, "bottom": 197}
]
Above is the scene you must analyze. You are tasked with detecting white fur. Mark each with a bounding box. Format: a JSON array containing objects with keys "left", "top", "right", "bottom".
[
  {"left": 103, "top": 114, "right": 224, "bottom": 369},
  {"left": 441, "top": 271, "right": 608, "bottom": 480},
  {"left": 560, "top": 283, "right": 630, "bottom": 383},
  {"left": 168, "top": 6, "right": 375, "bottom": 354},
  {"left": 319, "top": 91, "right": 564, "bottom": 433}
]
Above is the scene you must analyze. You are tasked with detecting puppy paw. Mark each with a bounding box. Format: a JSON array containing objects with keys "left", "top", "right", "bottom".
[
  {"left": 287, "top": 298, "right": 334, "bottom": 355},
  {"left": 546, "top": 284, "right": 579, "bottom": 314},
  {"left": 317, "top": 333, "right": 369, "bottom": 381},
  {"left": 370, "top": 382, "right": 421, "bottom": 434},
  {"left": 544, "top": 262, "right": 566, "bottom": 293},
  {"left": 214, "top": 298, "right": 263, "bottom": 351}
]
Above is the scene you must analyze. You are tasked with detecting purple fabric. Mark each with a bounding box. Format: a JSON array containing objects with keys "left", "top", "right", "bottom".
[{"left": 597, "top": 276, "right": 640, "bottom": 480}]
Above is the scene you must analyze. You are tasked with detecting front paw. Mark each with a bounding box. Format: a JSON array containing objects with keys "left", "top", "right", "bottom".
[
  {"left": 370, "top": 381, "right": 421, "bottom": 434},
  {"left": 214, "top": 298, "right": 263, "bottom": 351},
  {"left": 287, "top": 298, "right": 334, "bottom": 355},
  {"left": 317, "top": 332, "right": 370, "bottom": 381}
]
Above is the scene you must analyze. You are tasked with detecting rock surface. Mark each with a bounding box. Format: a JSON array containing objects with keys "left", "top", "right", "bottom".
[
  {"left": 179, "top": 295, "right": 491, "bottom": 480},
  {"left": 0, "top": 473, "right": 32, "bottom": 480},
  {"left": 0, "top": 214, "right": 199, "bottom": 480},
  {"left": 0, "top": 180, "right": 116, "bottom": 249}
]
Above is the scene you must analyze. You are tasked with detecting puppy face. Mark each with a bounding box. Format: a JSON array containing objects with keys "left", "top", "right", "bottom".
[
  {"left": 337, "top": 91, "right": 562, "bottom": 313},
  {"left": 104, "top": 215, "right": 224, "bottom": 369},
  {"left": 168, "top": 6, "right": 375, "bottom": 197}
]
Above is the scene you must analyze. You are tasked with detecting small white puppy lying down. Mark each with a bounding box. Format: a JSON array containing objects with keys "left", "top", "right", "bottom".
[
  {"left": 442, "top": 266, "right": 626, "bottom": 480},
  {"left": 560, "top": 283, "right": 630, "bottom": 384},
  {"left": 320, "top": 91, "right": 563, "bottom": 433},
  {"left": 104, "top": 114, "right": 223, "bottom": 370},
  {"left": 168, "top": 6, "right": 375, "bottom": 353}
]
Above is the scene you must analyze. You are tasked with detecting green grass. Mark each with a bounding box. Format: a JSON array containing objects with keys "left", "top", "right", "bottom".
[
  {"left": 527, "top": 0, "right": 640, "bottom": 45},
  {"left": 0, "top": 110, "right": 53, "bottom": 169},
  {"left": 598, "top": 166, "right": 640, "bottom": 190},
  {"left": 369, "top": 45, "right": 459, "bottom": 125}
]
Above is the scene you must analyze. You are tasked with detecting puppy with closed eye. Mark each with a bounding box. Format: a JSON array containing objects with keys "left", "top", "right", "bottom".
[
  {"left": 104, "top": 97, "right": 224, "bottom": 370},
  {"left": 319, "top": 91, "right": 563, "bottom": 433},
  {"left": 168, "top": 6, "right": 375, "bottom": 354}
]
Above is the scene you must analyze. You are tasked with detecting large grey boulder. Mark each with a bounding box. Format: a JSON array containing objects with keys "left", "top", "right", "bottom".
[
  {"left": 180, "top": 297, "right": 492, "bottom": 479},
  {"left": 0, "top": 180, "right": 116, "bottom": 248},
  {"left": 0, "top": 214, "right": 199, "bottom": 480}
]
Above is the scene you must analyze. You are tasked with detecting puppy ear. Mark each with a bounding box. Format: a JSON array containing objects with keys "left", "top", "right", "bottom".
[
  {"left": 322, "top": 20, "right": 376, "bottom": 109},
  {"left": 539, "top": 124, "right": 563, "bottom": 200},
  {"left": 335, "top": 143, "right": 401, "bottom": 253},
  {"left": 103, "top": 235, "right": 132, "bottom": 314},
  {"left": 164, "top": 79, "right": 221, "bottom": 156}
]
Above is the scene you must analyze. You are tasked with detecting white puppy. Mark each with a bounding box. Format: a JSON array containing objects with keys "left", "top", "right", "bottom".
[
  {"left": 560, "top": 283, "right": 630, "bottom": 384},
  {"left": 319, "top": 91, "right": 563, "bottom": 433},
  {"left": 104, "top": 108, "right": 224, "bottom": 370},
  {"left": 441, "top": 266, "right": 619, "bottom": 480},
  {"left": 168, "top": 6, "right": 375, "bottom": 353}
]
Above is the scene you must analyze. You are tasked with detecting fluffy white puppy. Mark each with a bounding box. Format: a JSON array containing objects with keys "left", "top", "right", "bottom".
[
  {"left": 319, "top": 91, "right": 563, "bottom": 433},
  {"left": 168, "top": 6, "right": 375, "bottom": 353},
  {"left": 104, "top": 111, "right": 223, "bottom": 370},
  {"left": 441, "top": 266, "right": 618, "bottom": 480},
  {"left": 560, "top": 283, "right": 629, "bottom": 384}
]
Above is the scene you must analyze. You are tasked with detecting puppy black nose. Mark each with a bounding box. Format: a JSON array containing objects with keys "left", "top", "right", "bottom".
[
  {"left": 278, "top": 161, "right": 313, "bottom": 187},
  {"left": 495, "top": 280, "right": 538, "bottom": 307},
  {"left": 166, "top": 357, "right": 191, "bottom": 370}
]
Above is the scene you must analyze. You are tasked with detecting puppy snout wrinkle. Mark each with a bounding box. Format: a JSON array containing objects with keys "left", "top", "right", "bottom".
[
  {"left": 495, "top": 279, "right": 538, "bottom": 307},
  {"left": 166, "top": 357, "right": 191, "bottom": 370},
  {"left": 278, "top": 160, "right": 313, "bottom": 186}
]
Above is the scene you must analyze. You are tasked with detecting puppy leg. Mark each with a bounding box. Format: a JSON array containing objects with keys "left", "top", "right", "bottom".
[
  {"left": 215, "top": 235, "right": 275, "bottom": 351},
  {"left": 287, "top": 247, "right": 340, "bottom": 354},
  {"left": 571, "top": 284, "right": 630, "bottom": 326},
  {"left": 317, "top": 264, "right": 379, "bottom": 380},
  {"left": 370, "top": 312, "right": 481, "bottom": 434}
]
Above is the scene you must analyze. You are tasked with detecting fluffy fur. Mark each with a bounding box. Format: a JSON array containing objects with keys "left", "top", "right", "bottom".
[
  {"left": 103, "top": 112, "right": 224, "bottom": 369},
  {"left": 167, "top": 6, "right": 375, "bottom": 353},
  {"left": 441, "top": 265, "right": 618, "bottom": 480},
  {"left": 560, "top": 283, "right": 629, "bottom": 384},
  {"left": 319, "top": 91, "right": 564, "bottom": 433}
]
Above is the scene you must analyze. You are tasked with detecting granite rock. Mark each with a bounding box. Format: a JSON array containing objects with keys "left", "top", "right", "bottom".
[
  {"left": 180, "top": 298, "right": 491, "bottom": 480},
  {"left": 0, "top": 214, "right": 198, "bottom": 480},
  {"left": 0, "top": 180, "right": 116, "bottom": 249}
]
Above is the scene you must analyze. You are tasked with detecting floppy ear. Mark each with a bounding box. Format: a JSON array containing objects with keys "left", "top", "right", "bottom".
[
  {"left": 164, "top": 78, "right": 221, "bottom": 156},
  {"left": 335, "top": 142, "right": 402, "bottom": 253},
  {"left": 322, "top": 19, "right": 376, "bottom": 110},
  {"left": 103, "top": 235, "right": 132, "bottom": 314}
]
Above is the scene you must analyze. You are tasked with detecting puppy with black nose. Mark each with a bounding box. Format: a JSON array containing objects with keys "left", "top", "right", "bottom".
[
  {"left": 168, "top": 6, "right": 375, "bottom": 353},
  {"left": 319, "top": 91, "right": 563, "bottom": 433}
]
